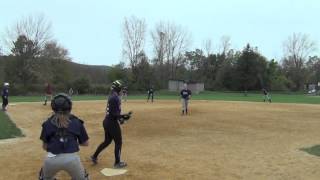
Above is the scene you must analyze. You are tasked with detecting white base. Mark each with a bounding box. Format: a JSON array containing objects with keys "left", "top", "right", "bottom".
[{"left": 100, "top": 168, "right": 127, "bottom": 176}]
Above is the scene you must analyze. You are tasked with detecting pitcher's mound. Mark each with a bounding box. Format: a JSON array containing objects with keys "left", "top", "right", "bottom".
[{"left": 101, "top": 168, "right": 127, "bottom": 176}]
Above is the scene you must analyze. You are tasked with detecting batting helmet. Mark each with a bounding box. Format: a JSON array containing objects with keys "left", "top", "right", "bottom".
[
  {"left": 51, "top": 93, "right": 72, "bottom": 113},
  {"left": 111, "top": 80, "right": 123, "bottom": 93},
  {"left": 4, "top": 82, "right": 9, "bottom": 86}
]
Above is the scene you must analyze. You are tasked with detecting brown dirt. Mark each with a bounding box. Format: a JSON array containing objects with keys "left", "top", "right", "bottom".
[{"left": 1, "top": 100, "right": 320, "bottom": 180}]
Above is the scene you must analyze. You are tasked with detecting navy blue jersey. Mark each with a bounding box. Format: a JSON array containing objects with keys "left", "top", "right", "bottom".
[
  {"left": 106, "top": 91, "right": 121, "bottom": 121},
  {"left": 148, "top": 88, "right": 154, "bottom": 94},
  {"left": 2, "top": 87, "right": 8, "bottom": 97},
  {"left": 40, "top": 115, "right": 89, "bottom": 154},
  {"left": 180, "top": 89, "right": 192, "bottom": 99}
]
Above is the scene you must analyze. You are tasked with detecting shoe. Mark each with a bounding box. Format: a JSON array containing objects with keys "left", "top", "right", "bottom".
[
  {"left": 90, "top": 155, "right": 98, "bottom": 164},
  {"left": 114, "top": 161, "right": 127, "bottom": 169}
]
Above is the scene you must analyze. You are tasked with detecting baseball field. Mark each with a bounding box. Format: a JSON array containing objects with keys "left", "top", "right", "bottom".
[{"left": 1, "top": 98, "right": 320, "bottom": 180}]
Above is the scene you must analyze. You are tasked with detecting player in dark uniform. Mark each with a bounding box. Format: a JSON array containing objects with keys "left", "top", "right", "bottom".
[
  {"left": 2, "top": 82, "right": 9, "bottom": 111},
  {"left": 147, "top": 86, "right": 154, "bottom": 103},
  {"left": 91, "top": 80, "right": 131, "bottom": 168},
  {"left": 44, "top": 83, "right": 53, "bottom": 106},
  {"left": 180, "top": 83, "right": 192, "bottom": 115},
  {"left": 68, "top": 87, "right": 74, "bottom": 97},
  {"left": 262, "top": 88, "right": 271, "bottom": 103},
  {"left": 122, "top": 86, "right": 128, "bottom": 102},
  {"left": 39, "top": 93, "right": 89, "bottom": 180}
]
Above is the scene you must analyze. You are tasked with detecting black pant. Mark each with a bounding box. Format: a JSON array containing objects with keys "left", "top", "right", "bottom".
[
  {"left": 147, "top": 93, "right": 154, "bottom": 102},
  {"left": 2, "top": 96, "right": 8, "bottom": 110},
  {"left": 93, "top": 118, "right": 122, "bottom": 164}
]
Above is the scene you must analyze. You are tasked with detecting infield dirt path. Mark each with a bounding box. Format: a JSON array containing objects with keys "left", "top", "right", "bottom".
[{"left": 1, "top": 100, "right": 320, "bottom": 180}]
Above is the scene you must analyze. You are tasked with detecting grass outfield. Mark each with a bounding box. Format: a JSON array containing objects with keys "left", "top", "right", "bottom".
[
  {"left": 7, "top": 91, "right": 320, "bottom": 104},
  {"left": 0, "top": 111, "right": 23, "bottom": 139}
]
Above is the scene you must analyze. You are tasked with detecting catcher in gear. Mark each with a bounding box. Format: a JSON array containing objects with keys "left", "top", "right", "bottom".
[
  {"left": 39, "top": 93, "right": 89, "bottom": 180},
  {"left": 91, "top": 80, "right": 132, "bottom": 168}
]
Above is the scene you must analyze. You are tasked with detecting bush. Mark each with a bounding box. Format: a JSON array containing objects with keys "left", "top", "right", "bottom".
[
  {"left": 73, "top": 77, "right": 90, "bottom": 94},
  {"left": 89, "top": 84, "right": 110, "bottom": 95}
]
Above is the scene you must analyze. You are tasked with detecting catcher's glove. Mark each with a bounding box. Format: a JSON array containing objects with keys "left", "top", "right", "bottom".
[{"left": 119, "top": 111, "right": 133, "bottom": 124}]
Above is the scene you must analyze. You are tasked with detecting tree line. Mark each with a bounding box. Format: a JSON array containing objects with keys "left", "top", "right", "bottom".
[
  {"left": 118, "top": 16, "right": 320, "bottom": 92},
  {"left": 0, "top": 15, "right": 319, "bottom": 95}
]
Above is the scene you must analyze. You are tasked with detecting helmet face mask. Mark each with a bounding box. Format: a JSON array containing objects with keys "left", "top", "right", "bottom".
[
  {"left": 51, "top": 93, "right": 72, "bottom": 113},
  {"left": 111, "top": 80, "right": 123, "bottom": 93}
]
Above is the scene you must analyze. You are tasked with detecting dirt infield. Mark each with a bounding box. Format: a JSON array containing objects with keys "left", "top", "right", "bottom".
[{"left": 1, "top": 100, "right": 320, "bottom": 180}]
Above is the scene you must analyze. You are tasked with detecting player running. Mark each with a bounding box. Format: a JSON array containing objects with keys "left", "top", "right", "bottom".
[
  {"left": 262, "top": 88, "right": 272, "bottom": 103},
  {"left": 180, "top": 83, "right": 192, "bottom": 115},
  {"left": 91, "top": 80, "right": 131, "bottom": 168}
]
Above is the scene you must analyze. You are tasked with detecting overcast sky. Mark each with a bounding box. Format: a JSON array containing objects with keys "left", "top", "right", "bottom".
[{"left": 0, "top": 0, "right": 319, "bottom": 65}]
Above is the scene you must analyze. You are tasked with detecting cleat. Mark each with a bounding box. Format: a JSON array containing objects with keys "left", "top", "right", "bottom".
[
  {"left": 114, "top": 161, "right": 127, "bottom": 169},
  {"left": 90, "top": 155, "right": 98, "bottom": 164}
]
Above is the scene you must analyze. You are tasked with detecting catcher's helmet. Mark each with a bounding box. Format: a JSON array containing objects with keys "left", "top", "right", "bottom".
[
  {"left": 111, "top": 80, "right": 123, "bottom": 93},
  {"left": 51, "top": 93, "right": 72, "bottom": 113}
]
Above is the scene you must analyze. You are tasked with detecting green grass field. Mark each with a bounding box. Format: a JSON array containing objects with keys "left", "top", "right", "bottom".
[
  {"left": 0, "top": 111, "right": 23, "bottom": 139},
  {"left": 7, "top": 91, "right": 320, "bottom": 104}
]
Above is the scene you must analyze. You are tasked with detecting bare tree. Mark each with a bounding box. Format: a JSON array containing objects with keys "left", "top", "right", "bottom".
[
  {"left": 152, "top": 22, "right": 191, "bottom": 79},
  {"left": 4, "top": 14, "right": 52, "bottom": 56},
  {"left": 122, "top": 16, "right": 146, "bottom": 69},
  {"left": 41, "top": 40, "right": 70, "bottom": 60},
  {"left": 219, "top": 36, "right": 231, "bottom": 55},
  {"left": 202, "top": 39, "right": 213, "bottom": 57},
  {"left": 282, "top": 33, "right": 317, "bottom": 90},
  {"left": 151, "top": 23, "right": 166, "bottom": 65},
  {"left": 283, "top": 33, "right": 317, "bottom": 69}
]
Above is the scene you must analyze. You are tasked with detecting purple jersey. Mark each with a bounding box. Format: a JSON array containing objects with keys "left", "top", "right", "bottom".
[{"left": 106, "top": 91, "right": 121, "bottom": 121}]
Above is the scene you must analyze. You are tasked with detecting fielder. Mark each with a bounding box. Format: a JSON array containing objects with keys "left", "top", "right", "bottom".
[
  {"left": 68, "top": 87, "right": 74, "bottom": 97},
  {"left": 122, "top": 86, "right": 128, "bottom": 102},
  {"left": 91, "top": 80, "right": 131, "bottom": 168},
  {"left": 180, "top": 83, "right": 192, "bottom": 115},
  {"left": 1, "top": 82, "right": 9, "bottom": 111},
  {"left": 43, "top": 83, "right": 53, "bottom": 106},
  {"left": 39, "top": 93, "right": 89, "bottom": 180},
  {"left": 147, "top": 86, "right": 154, "bottom": 103},
  {"left": 262, "top": 88, "right": 272, "bottom": 103}
]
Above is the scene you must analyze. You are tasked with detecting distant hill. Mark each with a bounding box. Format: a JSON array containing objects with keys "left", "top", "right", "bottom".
[
  {"left": 67, "top": 61, "right": 111, "bottom": 84},
  {"left": 0, "top": 56, "right": 111, "bottom": 84}
]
